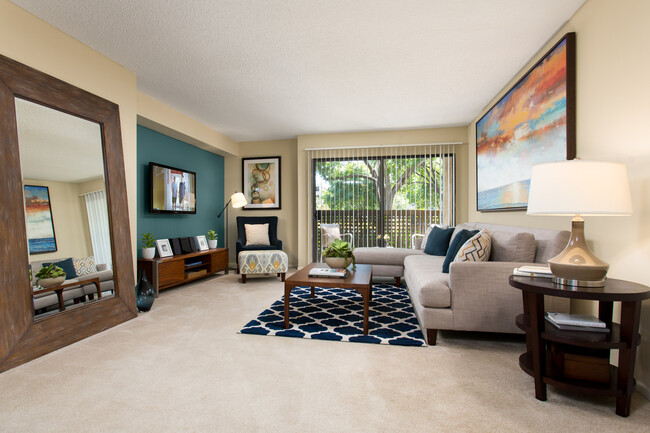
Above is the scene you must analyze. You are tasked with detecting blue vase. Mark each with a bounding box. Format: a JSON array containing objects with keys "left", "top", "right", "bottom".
[{"left": 135, "top": 269, "right": 155, "bottom": 312}]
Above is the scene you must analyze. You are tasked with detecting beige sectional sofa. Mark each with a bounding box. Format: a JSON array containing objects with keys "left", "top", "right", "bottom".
[
  {"left": 31, "top": 258, "right": 114, "bottom": 312},
  {"left": 354, "top": 222, "right": 571, "bottom": 344}
]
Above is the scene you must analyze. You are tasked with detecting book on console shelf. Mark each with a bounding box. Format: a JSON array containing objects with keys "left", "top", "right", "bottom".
[
  {"left": 308, "top": 267, "right": 348, "bottom": 278},
  {"left": 545, "top": 316, "right": 610, "bottom": 333},
  {"left": 546, "top": 312, "right": 606, "bottom": 328},
  {"left": 512, "top": 265, "right": 553, "bottom": 278}
]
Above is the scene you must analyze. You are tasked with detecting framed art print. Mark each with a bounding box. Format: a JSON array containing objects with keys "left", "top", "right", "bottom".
[
  {"left": 156, "top": 239, "right": 173, "bottom": 258},
  {"left": 476, "top": 33, "right": 576, "bottom": 211},
  {"left": 24, "top": 185, "right": 57, "bottom": 254},
  {"left": 242, "top": 156, "right": 281, "bottom": 210},
  {"left": 195, "top": 235, "right": 209, "bottom": 251}
]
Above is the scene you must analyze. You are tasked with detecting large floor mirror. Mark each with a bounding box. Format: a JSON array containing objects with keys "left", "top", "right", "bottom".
[{"left": 0, "top": 54, "right": 136, "bottom": 373}]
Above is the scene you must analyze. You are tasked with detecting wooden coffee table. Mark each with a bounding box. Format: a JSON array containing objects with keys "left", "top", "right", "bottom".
[{"left": 284, "top": 263, "right": 373, "bottom": 334}]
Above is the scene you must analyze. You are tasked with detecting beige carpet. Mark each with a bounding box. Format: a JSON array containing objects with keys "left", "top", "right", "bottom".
[{"left": 1, "top": 270, "right": 648, "bottom": 432}]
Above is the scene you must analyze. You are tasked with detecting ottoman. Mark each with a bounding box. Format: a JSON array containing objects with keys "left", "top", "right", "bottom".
[{"left": 238, "top": 250, "right": 288, "bottom": 283}]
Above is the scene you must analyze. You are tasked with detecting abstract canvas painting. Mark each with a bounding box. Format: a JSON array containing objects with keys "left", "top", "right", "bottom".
[
  {"left": 476, "top": 33, "right": 576, "bottom": 211},
  {"left": 24, "top": 185, "right": 57, "bottom": 254},
  {"left": 242, "top": 156, "right": 281, "bottom": 209}
]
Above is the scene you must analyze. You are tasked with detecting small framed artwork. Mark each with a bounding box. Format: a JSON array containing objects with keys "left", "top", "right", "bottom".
[
  {"left": 242, "top": 156, "right": 281, "bottom": 210},
  {"left": 195, "top": 235, "right": 209, "bottom": 251},
  {"left": 476, "top": 33, "right": 576, "bottom": 211},
  {"left": 156, "top": 239, "right": 173, "bottom": 258},
  {"left": 24, "top": 185, "right": 58, "bottom": 254}
]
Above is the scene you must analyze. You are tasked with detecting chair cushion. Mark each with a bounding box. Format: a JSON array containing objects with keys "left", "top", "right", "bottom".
[
  {"left": 442, "top": 229, "right": 479, "bottom": 273},
  {"left": 489, "top": 231, "right": 536, "bottom": 262},
  {"left": 423, "top": 226, "right": 455, "bottom": 256},
  {"left": 354, "top": 247, "right": 424, "bottom": 266},
  {"left": 454, "top": 229, "right": 491, "bottom": 263},
  {"left": 245, "top": 223, "right": 270, "bottom": 246}
]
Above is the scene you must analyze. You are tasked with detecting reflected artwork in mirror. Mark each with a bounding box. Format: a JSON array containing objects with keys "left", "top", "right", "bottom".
[
  {"left": 15, "top": 98, "right": 115, "bottom": 320},
  {"left": 0, "top": 53, "right": 137, "bottom": 373}
]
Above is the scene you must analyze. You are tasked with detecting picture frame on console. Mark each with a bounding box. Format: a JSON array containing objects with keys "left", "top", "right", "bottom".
[
  {"left": 242, "top": 156, "right": 281, "bottom": 210},
  {"left": 156, "top": 239, "right": 173, "bottom": 258},
  {"left": 195, "top": 235, "right": 209, "bottom": 251},
  {"left": 475, "top": 32, "right": 576, "bottom": 212}
]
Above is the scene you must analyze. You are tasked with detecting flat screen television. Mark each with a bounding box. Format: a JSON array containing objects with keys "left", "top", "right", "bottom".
[{"left": 150, "top": 162, "right": 197, "bottom": 214}]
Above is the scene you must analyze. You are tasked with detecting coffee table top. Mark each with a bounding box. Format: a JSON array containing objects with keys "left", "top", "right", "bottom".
[{"left": 286, "top": 263, "right": 372, "bottom": 289}]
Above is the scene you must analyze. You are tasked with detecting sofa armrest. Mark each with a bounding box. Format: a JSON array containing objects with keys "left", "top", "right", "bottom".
[
  {"left": 448, "top": 261, "right": 568, "bottom": 333},
  {"left": 96, "top": 263, "right": 107, "bottom": 272}
]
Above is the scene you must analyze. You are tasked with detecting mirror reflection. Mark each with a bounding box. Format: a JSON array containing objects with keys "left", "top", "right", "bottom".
[{"left": 15, "top": 97, "right": 115, "bottom": 320}]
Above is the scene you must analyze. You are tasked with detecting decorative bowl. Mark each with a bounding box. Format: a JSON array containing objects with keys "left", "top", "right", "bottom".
[
  {"left": 325, "top": 257, "right": 352, "bottom": 269},
  {"left": 37, "top": 275, "right": 65, "bottom": 289}
]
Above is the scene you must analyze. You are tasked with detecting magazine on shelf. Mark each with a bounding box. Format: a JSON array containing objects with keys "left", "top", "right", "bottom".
[
  {"left": 546, "top": 312, "right": 606, "bottom": 328},
  {"left": 545, "top": 316, "right": 610, "bottom": 333},
  {"left": 308, "top": 267, "right": 348, "bottom": 278}
]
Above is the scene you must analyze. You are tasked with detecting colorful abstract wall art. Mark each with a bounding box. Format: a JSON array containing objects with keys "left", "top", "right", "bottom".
[
  {"left": 24, "top": 185, "right": 58, "bottom": 254},
  {"left": 242, "top": 156, "right": 281, "bottom": 209},
  {"left": 476, "top": 33, "right": 576, "bottom": 211}
]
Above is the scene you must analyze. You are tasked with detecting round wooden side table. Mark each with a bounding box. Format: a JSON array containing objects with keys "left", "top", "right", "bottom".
[{"left": 509, "top": 275, "right": 650, "bottom": 417}]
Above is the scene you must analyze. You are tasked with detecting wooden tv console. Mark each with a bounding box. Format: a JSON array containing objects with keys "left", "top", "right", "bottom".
[{"left": 137, "top": 248, "right": 228, "bottom": 296}]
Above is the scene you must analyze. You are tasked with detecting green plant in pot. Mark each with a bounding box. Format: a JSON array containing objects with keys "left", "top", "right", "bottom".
[
  {"left": 206, "top": 230, "right": 218, "bottom": 249},
  {"left": 141, "top": 232, "right": 156, "bottom": 259},
  {"left": 322, "top": 238, "right": 356, "bottom": 270},
  {"left": 35, "top": 263, "right": 66, "bottom": 289}
]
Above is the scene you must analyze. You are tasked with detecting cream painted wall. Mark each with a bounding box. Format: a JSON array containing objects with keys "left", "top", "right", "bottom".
[
  {"left": 224, "top": 140, "right": 298, "bottom": 267},
  {"left": 24, "top": 179, "right": 92, "bottom": 262},
  {"left": 137, "top": 92, "right": 238, "bottom": 157},
  {"left": 467, "top": 0, "right": 650, "bottom": 397},
  {"left": 0, "top": 0, "right": 138, "bottom": 268},
  {"left": 296, "top": 127, "right": 468, "bottom": 267}
]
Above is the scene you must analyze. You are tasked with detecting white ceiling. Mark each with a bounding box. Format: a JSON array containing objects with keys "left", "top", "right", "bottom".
[
  {"left": 11, "top": 0, "right": 585, "bottom": 142},
  {"left": 16, "top": 98, "right": 105, "bottom": 183}
]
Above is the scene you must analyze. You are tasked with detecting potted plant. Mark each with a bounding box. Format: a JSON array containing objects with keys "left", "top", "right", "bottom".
[
  {"left": 207, "top": 230, "right": 218, "bottom": 249},
  {"left": 141, "top": 232, "right": 156, "bottom": 259},
  {"left": 35, "top": 263, "right": 66, "bottom": 289},
  {"left": 322, "top": 238, "right": 356, "bottom": 270}
]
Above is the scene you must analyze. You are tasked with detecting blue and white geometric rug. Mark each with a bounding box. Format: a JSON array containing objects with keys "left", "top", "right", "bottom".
[{"left": 239, "top": 284, "right": 426, "bottom": 346}]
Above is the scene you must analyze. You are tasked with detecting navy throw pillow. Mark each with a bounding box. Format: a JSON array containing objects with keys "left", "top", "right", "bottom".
[
  {"left": 442, "top": 229, "right": 479, "bottom": 273},
  {"left": 43, "top": 257, "right": 78, "bottom": 279},
  {"left": 423, "top": 226, "right": 455, "bottom": 256}
]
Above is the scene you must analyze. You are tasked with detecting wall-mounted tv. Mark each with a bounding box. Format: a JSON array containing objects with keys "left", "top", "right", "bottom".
[{"left": 150, "top": 162, "right": 197, "bottom": 214}]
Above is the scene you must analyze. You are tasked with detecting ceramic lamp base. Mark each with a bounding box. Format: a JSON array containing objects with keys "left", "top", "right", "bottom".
[{"left": 548, "top": 217, "right": 608, "bottom": 288}]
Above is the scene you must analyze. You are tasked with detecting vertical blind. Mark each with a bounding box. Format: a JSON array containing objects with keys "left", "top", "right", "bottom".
[
  {"left": 307, "top": 143, "right": 457, "bottom": 261},
  {"left": 82, "top": 189, "right": 112, "bottom": 269}
]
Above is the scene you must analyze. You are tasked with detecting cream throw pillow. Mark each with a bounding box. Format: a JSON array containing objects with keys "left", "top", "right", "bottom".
[
  {"left": 454, "top": 229, "right": 491, "bottom": 263},
  {"left": 245, "top": 223, "right": 270, "bottom": 246}
]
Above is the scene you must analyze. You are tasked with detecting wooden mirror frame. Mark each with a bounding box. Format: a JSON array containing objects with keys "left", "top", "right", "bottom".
[{"left": 0, "top": 54, "right": 137, "bottom": 373}]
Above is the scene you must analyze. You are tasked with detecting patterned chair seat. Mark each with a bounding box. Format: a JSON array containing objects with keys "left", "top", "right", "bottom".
[{"left": 238, "top": 250, "right": 288, "bottom": 283}]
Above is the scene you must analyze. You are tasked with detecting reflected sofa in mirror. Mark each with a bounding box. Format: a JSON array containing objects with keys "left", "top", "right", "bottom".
[
  {"left": 16, "top": 98, "right": 116, "bottom": 319},
  {"left": 0, "top": 54, "right": 136, "bottom": 373}
]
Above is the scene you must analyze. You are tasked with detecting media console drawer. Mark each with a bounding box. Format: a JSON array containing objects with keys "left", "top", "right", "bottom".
[{"left": 137, "top": 248, "right": 229, "bottom": 296}]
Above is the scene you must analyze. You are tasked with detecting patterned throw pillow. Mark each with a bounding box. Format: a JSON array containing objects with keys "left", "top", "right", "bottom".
[
  {"left": 454, "top": 230, "right": 492, "bottom": 264},
  {"left": 73, "top": 256, "right": 97, "bottom": 276}
]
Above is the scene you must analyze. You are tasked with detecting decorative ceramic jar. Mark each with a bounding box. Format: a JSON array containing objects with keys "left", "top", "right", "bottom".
[
  {"left": 325, "top": 257, "right": 352, "bottom": 269},
  {"left": 135, "top": 270, "right": 155, "bottom": 312}
]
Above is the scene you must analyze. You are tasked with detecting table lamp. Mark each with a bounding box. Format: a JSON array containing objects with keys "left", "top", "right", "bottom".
[
  {"left": 527, "top": 160, "right": 632, "bottom": 287},
  {"left": 218, "top": 192, "right": 248, "bottom": 253}
]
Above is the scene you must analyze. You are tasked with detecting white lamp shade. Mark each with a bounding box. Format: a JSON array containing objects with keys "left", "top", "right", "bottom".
[
  {"left": 231, "top": 192, "right": 248, "bottom": 208},
  {"left": 527, "top": 160, "right": 632, "bottom": 216}
]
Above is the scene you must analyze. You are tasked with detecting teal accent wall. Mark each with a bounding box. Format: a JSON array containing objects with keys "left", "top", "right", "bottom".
[{"left": 137, "top": 125, "right": 224, "bottom": 257}]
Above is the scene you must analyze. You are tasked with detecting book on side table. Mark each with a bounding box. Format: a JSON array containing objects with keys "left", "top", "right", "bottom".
[
  {"left": 308, "top": 267, "right": 348, "bottom": 278},
  {"left": 513, "top": 265, "right": 553, "bottom": 278},
  {"left": 545, "top": 312, "right": 609, "bottom": 333}
]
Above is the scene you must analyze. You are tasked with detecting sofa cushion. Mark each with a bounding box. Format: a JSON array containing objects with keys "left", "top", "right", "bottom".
[
  {"left": 454, "top": 229, "right": 491, "bottom": 263},
  {"left": 423, "top": 226, "right": 455, "bottom": 256},
  {"left": 442, "top": 229, "right": 479, "bottom": 273},
  {"left": 404, "top": 255, "right": 450, "bottom": 308},
  {"left": 420, "top": 224, "right": 449, "bottom": 250},
  {"left": 43, "top": 257, "right": 78, "bottom": 279},
  {"left": 354, "top": 247, "right": 424, "bottom": 266},
  {"left": 73, "top": 256, "right": 97, "bottom": 276},
  {"left": 489, "top": 231, "right": 536, "bottom": 262}
]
